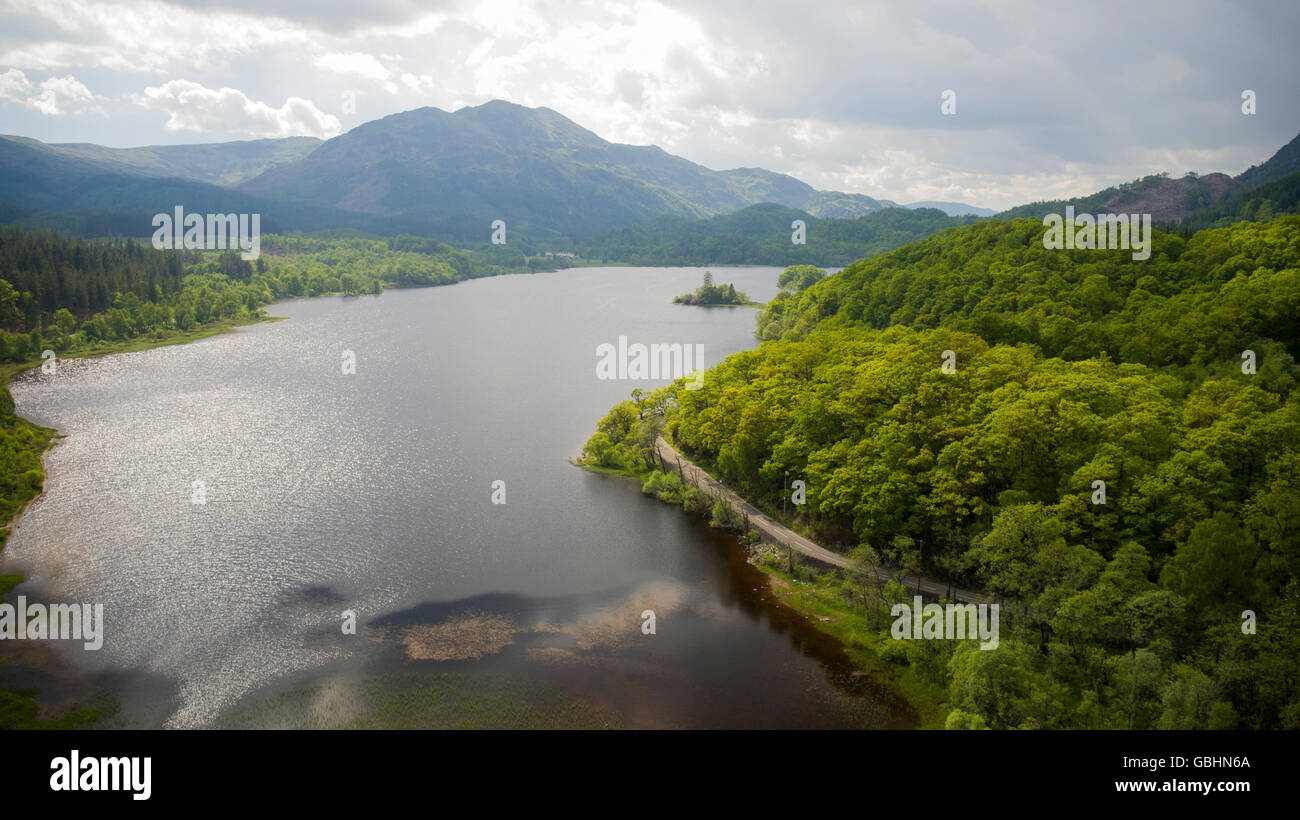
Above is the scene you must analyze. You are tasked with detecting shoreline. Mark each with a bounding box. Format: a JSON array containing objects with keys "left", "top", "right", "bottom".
[
  {"left": 0, "top": 310, "right": 285, "bottom": 728},
  {"left": 573, "top": 451, "right": 948, "bottom": 728}
]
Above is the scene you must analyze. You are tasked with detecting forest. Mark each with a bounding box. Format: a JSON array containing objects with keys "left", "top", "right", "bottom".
[
  {"left": 580, "top": 203, "right": 980, "bottom": 267},
  {"left": 584, "top": 214, "right": 1300, "bottom": 729}
]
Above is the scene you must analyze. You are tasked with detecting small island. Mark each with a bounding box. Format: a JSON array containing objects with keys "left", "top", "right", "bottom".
[{"left": 673, "top": 271, "right": 758, "bottom": 306}]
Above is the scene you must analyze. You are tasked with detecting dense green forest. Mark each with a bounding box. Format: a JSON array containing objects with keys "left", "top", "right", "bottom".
[
  {"left": 580, "top": 203, "right": 980, "bottom": 266},
  {"left": 584, "top": 215, "right": 1300, "bottom": 729}
]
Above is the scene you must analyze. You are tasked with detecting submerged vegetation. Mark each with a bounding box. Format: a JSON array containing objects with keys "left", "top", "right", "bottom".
[{"left": 585, "top": 215, "right": 1300, "bottom": 730}]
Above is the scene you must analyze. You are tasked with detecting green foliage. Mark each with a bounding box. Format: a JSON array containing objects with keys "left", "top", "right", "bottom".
[
  {"left": 590, "top": 212, "right": 1300, "bottom": 729},
  {"left": 755, "top": 216, "right": 1300, "bottom": 376},
  {"left": 710, "top": 498, "right": 744, "bottom": 531},
  {"left": 777, "top": 264, "right": 826, "bottom": 293}
]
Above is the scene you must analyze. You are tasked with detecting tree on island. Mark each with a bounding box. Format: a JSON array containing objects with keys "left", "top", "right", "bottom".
[{"left": 674, "top": 270, "right": 751, "bottom": 306}]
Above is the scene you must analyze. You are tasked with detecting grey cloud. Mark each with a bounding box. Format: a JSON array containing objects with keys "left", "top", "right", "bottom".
[{"left": 163, "top": 0, "right": 466, "bottom": 32}]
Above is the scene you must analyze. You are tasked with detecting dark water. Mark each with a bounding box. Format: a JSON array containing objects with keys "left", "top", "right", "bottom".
[{"left": 2, "top": 265, "right": 913, "bottom": 729}]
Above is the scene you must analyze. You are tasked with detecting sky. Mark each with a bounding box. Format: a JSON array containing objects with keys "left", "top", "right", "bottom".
[{"left": 0, "top": 0, "right": 1297, "bottom": 210}]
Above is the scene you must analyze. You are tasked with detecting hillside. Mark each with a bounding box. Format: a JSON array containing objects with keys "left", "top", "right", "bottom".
[
  {"left": 1174, "top": 170, "right": 1300, "bottom": 234},
  {"left": 589, "top": 213, "right": 1300, "bottom": 729},
  {"left": 756, "top": 214, "right": 1300, "bottom": 366},
  {"left": 25, "top": 136, "right": 322, "bottom": 186},
  {"left": 0, "top": 135, "right": 341, "bottom": 234},
  {"left": 997, "top": 172, "right": 1240, "bottom": 223},
  {"left": 1237, "top": 132, "right": 1300, "bottom": 188}
]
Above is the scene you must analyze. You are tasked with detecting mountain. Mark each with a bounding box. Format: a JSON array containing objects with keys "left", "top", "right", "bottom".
[
  {"left": 1237, "top": 131, "right": 1300, "bottom": 188},
  {"left": 238, "top": 100, "right": 890, "bottom": 240},
  {"left": 996, "top": 171, "right": 1241, "bottom": 223},
  {"left": 904, "top": 200, "right": 995, "bottom": 217}
]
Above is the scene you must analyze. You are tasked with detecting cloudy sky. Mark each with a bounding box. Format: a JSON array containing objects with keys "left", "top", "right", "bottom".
[{"left": 1, "top": 0, "right": 1297, "bottom": 209}]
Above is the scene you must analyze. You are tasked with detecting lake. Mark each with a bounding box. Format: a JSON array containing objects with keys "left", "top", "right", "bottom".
[{"left": 2, "top": 265, "right": 914, "bottom": 729}]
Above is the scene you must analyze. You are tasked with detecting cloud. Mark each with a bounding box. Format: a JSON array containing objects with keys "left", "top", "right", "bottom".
[
  {"left": 1, "top": 0, "right": 1297, "bottom": 208},
  {"left": 0, "top": 67, "right": 101, "bottom": 115},
  {"left": 27, "top": 73, "right": 97, "bottom": 114},
  {"left": 400, "top": 72, "right": 435, "bottom": 95},
  {"left": 0, "top": 68, "right": 34, "bottom": 102},
  {"left": 0, "top": 0, "right": 312, "bottom": 73},
  {"left": 314, "top": 51, "right": 395, "bottom": 90},
  {"left": 134, "top": 79, "right": 341, "bottom": 138}
]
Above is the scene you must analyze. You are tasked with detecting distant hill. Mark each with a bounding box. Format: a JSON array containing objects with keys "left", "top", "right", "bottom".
[
  {"left": 996, "top": 171, "right": 1241, "bottom": 223},
  {"left": 904, "top": 200, "right": 995, "bottom": 217},
  {"left": 0, "top": 135, "right": 269, "bottom": 217},
  {"left": 27, "top": 136, "right": 321, "bottom": 186},
  {"left": 0, "top": 135, "right": 368, "bottom": 235},
  {"left": 580, "top": 202, "right": 979, "bottom": 266},
  {"left": 1237, "top": 132, "right": 1300, "bottom": 189},
  {"left": 239, "top": 100, "right": 892, "bottom": 240}
]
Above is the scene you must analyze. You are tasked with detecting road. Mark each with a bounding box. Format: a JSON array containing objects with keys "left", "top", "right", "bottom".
[{"left": 654, "top": 436, "right": 993, "bottom": 605}]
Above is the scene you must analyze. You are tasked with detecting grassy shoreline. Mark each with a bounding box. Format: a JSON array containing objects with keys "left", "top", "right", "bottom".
[
  {"left": 0, "top": 312, "right": 279, "bottom": 384},
  {"left": 751, "top": 563, "right": 947, "bottom": 728}
]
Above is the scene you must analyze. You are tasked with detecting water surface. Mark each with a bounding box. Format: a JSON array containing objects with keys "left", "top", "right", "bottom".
[{"left": 3, "top": 265, "right": 912, "bottom": 729}]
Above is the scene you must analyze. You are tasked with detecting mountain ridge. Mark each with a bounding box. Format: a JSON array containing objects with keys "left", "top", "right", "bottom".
[{"left": 236, "top": 100, "right": 904, "bottom": 238}]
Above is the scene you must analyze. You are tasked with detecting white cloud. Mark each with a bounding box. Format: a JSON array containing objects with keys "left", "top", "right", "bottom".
[
  {"left": 400, "top": 73, "right": 435, "bottom": 95},
  {"left": 27, "top": 74, "right": 96, "bottom": 114},
  {"left": 0, "top": 67, "right": 100, "bottom": 115},
  {"left": 0, "top": 0, "right": 312, "bottom": 73},
  {"left": 315, "top": 51, "right": 394, "bottom": 90},
  {"left": 134, "top": 80, "right": 341, "bottom": 138},
  {"left": 0, "top": 68, "right": 35, "bottom": 102}
]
